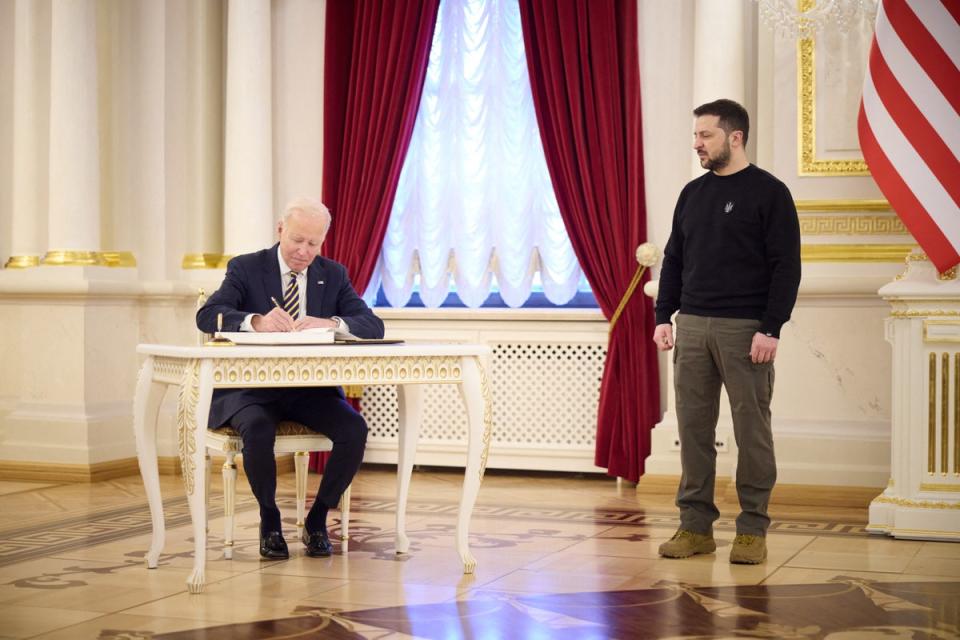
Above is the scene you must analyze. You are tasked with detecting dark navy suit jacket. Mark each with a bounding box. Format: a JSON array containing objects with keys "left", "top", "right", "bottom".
[{"left": 196, "top": 244, "right": 385, "bottom": 427}]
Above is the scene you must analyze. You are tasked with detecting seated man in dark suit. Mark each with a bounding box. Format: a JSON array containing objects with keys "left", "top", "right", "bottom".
[{"left": 197, "top": 197, "right": 384, "bottom": 559}]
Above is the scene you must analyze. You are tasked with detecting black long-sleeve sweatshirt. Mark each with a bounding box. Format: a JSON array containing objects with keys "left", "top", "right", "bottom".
[{"left": 655, "top": 164, "right": 801, "bottom": 338}]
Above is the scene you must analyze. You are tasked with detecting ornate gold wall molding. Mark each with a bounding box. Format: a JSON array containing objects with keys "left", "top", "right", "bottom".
[
  {"left": 795, "top": 199, "right": 889, "bottom": 212},
  {"left": 801, "top": 243, "right": 915, "bottom": 262},
  {"left": 797, "top": 34, "right": 870, "bottom": 175}
]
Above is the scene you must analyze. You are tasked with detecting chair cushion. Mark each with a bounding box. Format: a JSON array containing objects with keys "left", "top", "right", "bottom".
[{"left": 212, "top": 421, "right": 318, "bottom": 437}]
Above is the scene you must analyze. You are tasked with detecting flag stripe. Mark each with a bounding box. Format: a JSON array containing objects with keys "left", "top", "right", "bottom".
[
  {"left": 858, "top": 0, "right": 960, "bottom": 273},
  {"left": 869, "top": 42, "right": 960, "bottom": 208},
  {"left": 908, "top": 0, "right": 960, "bottom": 70},
  {"left": 937, "top": 0, "right": 960, "bottom": 29},
  {"left": 887, "top": 0, "right": 960, "bottom": 113},
  {"left": 876, "top": 0, "right": 960, "bottom": 151},
  {"left": 858, "top": 105, "right": 959, "bottom": 271},
  {"left": 861, "top": 63, "right": 960, "bottom": 251}
]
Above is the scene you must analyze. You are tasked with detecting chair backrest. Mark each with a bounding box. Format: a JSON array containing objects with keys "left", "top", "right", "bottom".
[{"left": 196, "top": 289, "right": 212, "bottom": 345}]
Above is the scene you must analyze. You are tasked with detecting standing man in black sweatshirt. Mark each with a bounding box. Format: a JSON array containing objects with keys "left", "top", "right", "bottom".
[{"left": 653, "top": 99, "right": 801, "bottom": 564}]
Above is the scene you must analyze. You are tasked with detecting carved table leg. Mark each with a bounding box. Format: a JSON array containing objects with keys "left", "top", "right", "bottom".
[
  {"left": 395, "top": 383, "right": 423, "bottom": 555},
  {"left": 134, "top": 357, "right": 168, "bottom": 569},
  {"left": 456, "top": 355, "right": 492, "bottom": 574},
  {"left": 178, "top": 359, "right": 214, "bottom": 593}
]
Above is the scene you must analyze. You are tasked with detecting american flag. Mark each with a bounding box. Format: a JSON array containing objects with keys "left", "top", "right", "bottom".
[{"left": 857, "top": 0, "right": 960, "bottom": 273}]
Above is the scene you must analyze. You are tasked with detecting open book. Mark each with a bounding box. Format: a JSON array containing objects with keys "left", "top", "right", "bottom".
[{"left": 217, "top": 327, "right": 335, "bottom": 345}]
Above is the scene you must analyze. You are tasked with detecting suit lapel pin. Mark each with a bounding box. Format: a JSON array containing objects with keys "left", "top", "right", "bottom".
[{"left": 317, "top": 280, "right": 324, "bottom": 285}]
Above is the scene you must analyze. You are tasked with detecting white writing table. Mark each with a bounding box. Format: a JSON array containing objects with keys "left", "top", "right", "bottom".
[{"left": 133, "top": 342, "right": 492, "bottom": 593}]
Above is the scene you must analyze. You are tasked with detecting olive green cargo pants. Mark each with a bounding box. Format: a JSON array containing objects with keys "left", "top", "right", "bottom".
[{"left": 673, "top": 313, "right": 777, "bottom": 536}]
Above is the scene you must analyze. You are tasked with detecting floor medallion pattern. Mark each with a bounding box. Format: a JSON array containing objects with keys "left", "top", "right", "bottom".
[{"left": 0, "top": 470, "right": 957, "bottom": 640}]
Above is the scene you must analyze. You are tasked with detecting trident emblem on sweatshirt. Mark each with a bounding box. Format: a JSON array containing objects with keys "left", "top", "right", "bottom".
[{"left": 724, "top": 201, "right": 734, "bottom": 214}]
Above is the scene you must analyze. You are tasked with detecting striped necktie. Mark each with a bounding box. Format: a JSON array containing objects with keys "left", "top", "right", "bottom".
[{"left": 282, "top": 272, "right": 300, "bottom": 318}]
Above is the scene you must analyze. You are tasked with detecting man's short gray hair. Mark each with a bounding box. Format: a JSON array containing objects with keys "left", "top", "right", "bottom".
[{"left": 282, "top": 197, "right": 332, "bottom": 229}]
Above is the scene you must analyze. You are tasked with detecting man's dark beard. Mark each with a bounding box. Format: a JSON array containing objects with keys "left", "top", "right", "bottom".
[{"left": 702, "top": 140, "right": 731, "bottom": 171}]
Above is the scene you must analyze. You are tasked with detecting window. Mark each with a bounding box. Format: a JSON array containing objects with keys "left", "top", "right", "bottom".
[{"left": 366, "top": 0, "right": 593, "bottom": 309}]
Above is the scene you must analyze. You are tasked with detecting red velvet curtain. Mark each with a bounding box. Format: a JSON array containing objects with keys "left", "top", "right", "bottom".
[
  {"left": 312, "top": 0, "right": 440, "bottom": 472},
  {"left": 321, "top": 0, "right": 440, "bottom": 289},
  {"left": 518, "top": 0, "right": 660, "bottom": 482}
]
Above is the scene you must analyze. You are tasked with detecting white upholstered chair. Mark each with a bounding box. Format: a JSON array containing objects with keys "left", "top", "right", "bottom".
[{"left": 197, "top": 290, "right": 351, "bottom": 558}]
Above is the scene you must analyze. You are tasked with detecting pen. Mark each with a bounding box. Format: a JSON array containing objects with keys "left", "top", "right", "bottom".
[{"left": 270, "top": 296, "right": 282, "bottom": 310}]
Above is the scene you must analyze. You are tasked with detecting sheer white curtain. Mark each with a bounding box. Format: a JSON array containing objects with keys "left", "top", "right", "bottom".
[{"left": 366, "top": 0, "right": 583, "bottom": 308}]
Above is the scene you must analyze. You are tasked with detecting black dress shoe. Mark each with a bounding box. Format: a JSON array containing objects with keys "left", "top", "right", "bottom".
[
  {"left": 302, "top": 527, "right": 333, "bottom": 557},
  {"left": 259, "top": 531, "right": 289, "bottom": 560}
]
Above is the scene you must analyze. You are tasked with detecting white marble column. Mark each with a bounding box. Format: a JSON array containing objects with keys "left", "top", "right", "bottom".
[
  {"left": 44, "top": 0, "right": 101, "bottom": 264},
  {"left": 691, "top": 0, "right": 746, "bottom": 177},
  {"left": 7, "top": 0, "right": 50, "bottom": 268},
  {"left": 129, "top": 0, "right": 166, "bottom": 279},
  {"left": 272, "top": 0, "right": 326, "bottom": 217},
  {"left": 223, "top": 0, "right": 274, "bottom": 258},
  {"left": 183, "top": 0, "right": 225, "bottom": 268}
]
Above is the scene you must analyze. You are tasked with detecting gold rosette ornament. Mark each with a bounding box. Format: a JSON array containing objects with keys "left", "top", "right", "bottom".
[{"left": 610, "top": 242, "right": 661, "bottom": 334}]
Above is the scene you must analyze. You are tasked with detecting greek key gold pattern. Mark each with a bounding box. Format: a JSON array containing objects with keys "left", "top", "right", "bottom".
[
  {"left": 475, "top": 356, "right": 494, "bottom": 481},
  {"left": 176, "top": 360, "right": 200, "bottom": 496},
  {"left": 798, "top": 39, "right": 870, "bottom": 176},
  {"left": 211, "top": 356, "right": 463, "bottom": 388},
  {"left": 799, "top": 215, "right": 907, "bottom": 236}
]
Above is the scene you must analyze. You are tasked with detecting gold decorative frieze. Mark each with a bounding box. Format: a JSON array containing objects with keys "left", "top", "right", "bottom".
[
  {"left": 891, "top": 309, "right": 960, "bottom": 319},
  {"left": 799, "top": 215, "right": 907, "bottom": 236},
  {"left": 182, "top": 254, "right": 225, "bottom": 269},
  {"left": 798, "top": 38, "right": 870, "bottom": 175},
  {"left": 176, "top": 360, "right": 200, "bottom": 496},
  {"left": 801, "top": 244, "right": 915, "bottom": 263},
  {"left": 211, "top": 356, "right": 464, "bottom": 388},
  {"left": 795, "top": 199, "right": 890, "bottom": 212},
  {"left": 3, "top": 255, "right": 40, "bottom": 269},
  {"left": 216, "top": 255, "right": 234, "bottom": 269}
]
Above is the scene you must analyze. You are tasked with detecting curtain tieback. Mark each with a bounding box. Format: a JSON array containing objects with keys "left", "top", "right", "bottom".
[
  {"left": 609, "top": 265, "right": 648, "bottom": 334},
  {"left": 609, "top": 243, "right": 662, "bottom": 335}
]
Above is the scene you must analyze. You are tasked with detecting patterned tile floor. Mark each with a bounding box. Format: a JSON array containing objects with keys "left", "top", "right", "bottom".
[{"left": 0, "top": 468, "right": 957, "bottom": 639}]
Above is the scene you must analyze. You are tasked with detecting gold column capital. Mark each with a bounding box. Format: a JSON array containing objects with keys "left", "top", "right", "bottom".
[
  {"left": 39, "top": 250, "right": 136, "bottom": 267},
  {"left": 41, "top": 250, "right": 106, "bottom": 266},
  {"left": 182, "top": 253, "right": 226, "bottom": 269},
  {"left": 3, "top": 255, "right": 41, "bottom": 269}
]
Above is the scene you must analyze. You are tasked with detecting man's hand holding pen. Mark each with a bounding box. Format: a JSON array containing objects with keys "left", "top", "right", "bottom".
[{"left": 250, "top": 296, "right": 339, "bottom": 332}]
